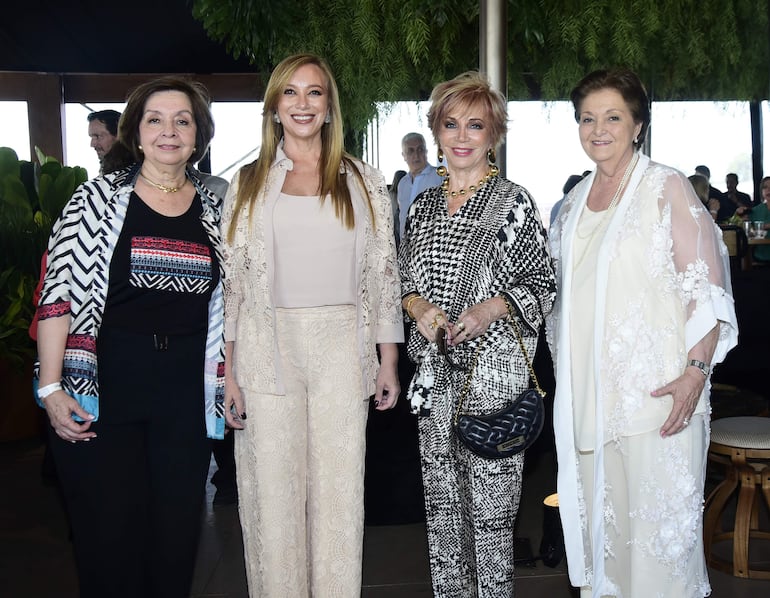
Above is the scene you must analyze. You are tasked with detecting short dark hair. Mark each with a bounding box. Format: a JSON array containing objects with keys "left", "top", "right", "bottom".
[
  {"left": 87, "top": 109, "right": 121, "bottom": 136},
  {"left": 570, "top": 68, "right": 651, "bottom": 149},
  {"left": 562, "top": 174, "right": 585, "bottom": 194},
  {"left": 118, "top": 76, "right": 214, "bottom": 164},
  {"left": 695, "top": 165, "right": 711, "bottom": 179}
]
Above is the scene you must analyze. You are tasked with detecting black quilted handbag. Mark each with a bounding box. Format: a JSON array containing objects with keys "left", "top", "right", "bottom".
[{"left": 453, "top": 301, "right": 545, "bottom": 459}]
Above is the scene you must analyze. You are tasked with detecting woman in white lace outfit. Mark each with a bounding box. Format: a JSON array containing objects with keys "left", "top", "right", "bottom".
[
  {"left": 399, "top": 72, "right": 555, "bottom": 597},
  {"left": 547, "top": 68, "right": 739, "bottom": 598},
  {"left": 220, "top": 54, "right": 403, "bottom": 597}
]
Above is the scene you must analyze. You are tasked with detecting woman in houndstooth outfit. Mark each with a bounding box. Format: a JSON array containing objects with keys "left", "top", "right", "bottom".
[{"left": 398, "top": 71, "right": 556, "bottom": 597}]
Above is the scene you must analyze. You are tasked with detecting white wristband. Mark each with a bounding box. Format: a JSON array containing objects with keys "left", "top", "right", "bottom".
[{"left": 37, "top": 382, "right": 62, "bottom": 399}]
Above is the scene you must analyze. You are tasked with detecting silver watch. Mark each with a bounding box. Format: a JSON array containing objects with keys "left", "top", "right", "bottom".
[{"left": 687, "top": 359, "right": 710, "bottom": 377}]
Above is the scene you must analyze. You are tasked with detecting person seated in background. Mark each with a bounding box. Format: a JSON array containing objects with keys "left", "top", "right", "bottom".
[
  {"left": 688, "top": 173, "right": 720, "bottom": 221},
  {"left": 694, "top": 164, "right": 724, "bottom": 205},
  {"left": 749, "top": 176, "right": 770, "bottom": 263},
  {"left": 717, "top": 172, "right": 752, "bottom": 222}
]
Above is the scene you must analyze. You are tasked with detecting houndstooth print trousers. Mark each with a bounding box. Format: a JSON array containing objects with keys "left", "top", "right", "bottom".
[{"left": 419, "top": 396, "right": 525, "bottom": 598}]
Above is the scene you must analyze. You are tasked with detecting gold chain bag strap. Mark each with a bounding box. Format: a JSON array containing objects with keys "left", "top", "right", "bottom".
[{"left": 453, "top": 298, "right": 546, "bottom": 459}]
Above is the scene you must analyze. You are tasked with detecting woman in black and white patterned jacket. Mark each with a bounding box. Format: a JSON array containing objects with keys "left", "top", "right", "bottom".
[
  {"left": 398, "top": 71, "right": 556, "bottom": 598},
  {"left": 36, "top": 76, "right": 225, "bottom": 598}
]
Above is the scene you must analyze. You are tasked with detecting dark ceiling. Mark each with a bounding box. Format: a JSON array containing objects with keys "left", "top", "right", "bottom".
[{"left": 0, "top": 1, "right": 253, "bottom": 74}]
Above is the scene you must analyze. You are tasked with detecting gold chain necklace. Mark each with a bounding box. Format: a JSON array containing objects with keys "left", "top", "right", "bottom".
[
  {"left": 140, "top": 172, "right": 186, "bottom": 193},
  {"left": 573, "top": 152, "right": 639, "bottom": 269},
  {"left": 441, "top": 168, "right": 495, "bottom": 199}
]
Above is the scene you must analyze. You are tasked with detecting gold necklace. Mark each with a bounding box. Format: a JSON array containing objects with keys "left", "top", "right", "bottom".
[
  {"left": 441, "top": 168, "right": 495, "bottom": 199},
  {"left": 573, "top": 152, "right": 639, "bottom": 269},
  {"left": 140, "top": 172, "right": 186, "bottom": 193}
]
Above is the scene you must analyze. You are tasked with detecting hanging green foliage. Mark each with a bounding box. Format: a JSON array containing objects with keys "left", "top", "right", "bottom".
[{"left": 192, "top": 0, "right": 769, "bottom": 145}]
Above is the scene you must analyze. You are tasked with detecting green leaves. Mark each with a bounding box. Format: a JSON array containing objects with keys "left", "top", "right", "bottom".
[
  {"left": 192, "top": 0, "right": 769, "bottom": 148},
  {"left": 0, "top": 147, "right": 88, "bottom": 365}
]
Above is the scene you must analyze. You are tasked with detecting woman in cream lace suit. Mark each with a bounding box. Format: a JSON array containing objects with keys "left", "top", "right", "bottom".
[
  {"left": 547, "top": 68, "right": 738, "bottom": 598},
  {"left": 221, "top": 54, "right": 403, "bottom": 597}
]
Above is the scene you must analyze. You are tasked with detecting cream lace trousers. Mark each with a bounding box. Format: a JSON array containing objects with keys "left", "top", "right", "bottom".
[
  {"left": 234, "top": 305, "right": 368, "bottom": 597},
  {"left": 577, "top": 414, "right": 711, "bottom": 598}
]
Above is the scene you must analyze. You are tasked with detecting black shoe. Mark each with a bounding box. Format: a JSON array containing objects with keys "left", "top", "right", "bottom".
[{"left": 213, "top": 485, "right": 237, "bottom": 506}]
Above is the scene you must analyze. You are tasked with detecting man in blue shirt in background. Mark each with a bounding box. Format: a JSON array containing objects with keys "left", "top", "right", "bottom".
[{"left": 396, "top": 132, "right": 443, "bottom": 242}]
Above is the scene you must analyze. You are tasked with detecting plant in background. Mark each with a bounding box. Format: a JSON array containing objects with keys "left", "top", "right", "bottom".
[{"left": 0, "top": 147, "right": 88, "bottom": 370}]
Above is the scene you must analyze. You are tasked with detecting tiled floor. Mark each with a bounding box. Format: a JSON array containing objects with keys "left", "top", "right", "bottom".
[{"left": 1, "top": 434, "right": 767, "bottom": 597}]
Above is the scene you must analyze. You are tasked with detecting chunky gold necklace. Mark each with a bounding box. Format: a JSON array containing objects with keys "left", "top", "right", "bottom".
[
  {"left": 140, "top": 172, "right": 186, "bottom": 193},
  {"left": 441, "top": 168, "right": 495, "bottom": 199}
]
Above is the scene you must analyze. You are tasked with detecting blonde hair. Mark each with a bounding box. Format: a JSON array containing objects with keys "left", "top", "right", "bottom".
[
  {"left": 226, "top": 53, "right": 373, "bottom": 242},
  {"left": 427, "top": 71, "right": 508, "bottom": 150}
]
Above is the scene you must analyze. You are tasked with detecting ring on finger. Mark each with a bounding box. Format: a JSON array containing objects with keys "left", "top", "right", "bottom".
[
  {"left": 682, "top": 417, "right": 690, "bottom": 426},
  {"left": 429, "top": 321, "right": 437, "bottom": 330},
  {"left": 457, "top": 321, "right": 466, "bottom": 331}
]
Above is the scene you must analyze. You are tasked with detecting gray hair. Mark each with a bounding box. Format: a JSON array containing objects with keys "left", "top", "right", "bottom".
[{"left": 401, "top": 132, "right": 426, "bottom": 148}]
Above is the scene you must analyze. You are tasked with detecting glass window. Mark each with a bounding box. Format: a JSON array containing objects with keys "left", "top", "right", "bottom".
[
  {"left": 506, "top": 101, "right": 594, "bottom": 224},
  {"left": 369, "top": 99, "right": 759, "bottom": 219},
  {"left": 652, "top": 101, "right": 753, "bottom": 198},
  {"left": 208, "top": 102, "right": 263, "bottom": 182},
  {"left": 365, "top": 101, "right": 435, "bottom": 190},
  {"left": 762, "top": 100, "right": 770, "bottom": 181},
  {"left": 64, "top": 102, "right": 125, "bottom": 178},
  {"left": 0, "top": 101, "right": 31, "bottom": 161}
]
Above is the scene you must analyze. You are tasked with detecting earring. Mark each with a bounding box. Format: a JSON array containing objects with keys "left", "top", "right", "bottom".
[
  {"left": 272, "top": 113, "right": 281, "bottom": 124},
  {"left": 138, "top": 145, "right": 143, "bottom": 152},
  {"left": 436, "top": 148, "right": 447, "bottom": 177},
  {"left": 324, "top": 113, "right": 331, "bottom": 124},
  {"left": 487, "top": 148, "right": 499, "bottom": 177},
  {"left": 634, "top": 136, "right": 639, "bottom": 144}
]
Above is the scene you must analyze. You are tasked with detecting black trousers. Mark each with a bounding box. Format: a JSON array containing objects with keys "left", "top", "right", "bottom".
[{"left": 48, "top": 327, "right": 212, "bottom": 598}]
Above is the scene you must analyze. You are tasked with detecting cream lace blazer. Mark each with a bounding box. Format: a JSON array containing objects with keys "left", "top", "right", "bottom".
[
  {"left": 546, "top": 153, "right": 738, "bottom": 588},
  {"left": 221, "top": 147, "right": 403, "bottom": 399}
]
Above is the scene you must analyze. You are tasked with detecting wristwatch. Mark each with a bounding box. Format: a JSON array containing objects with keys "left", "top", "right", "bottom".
[{"left": 687, "top": 359, "right": 710, "bottom": 377}]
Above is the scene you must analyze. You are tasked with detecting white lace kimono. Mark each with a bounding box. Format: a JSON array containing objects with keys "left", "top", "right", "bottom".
[{"left": 546, "top": 154, "right": 738, "bottom": 597}]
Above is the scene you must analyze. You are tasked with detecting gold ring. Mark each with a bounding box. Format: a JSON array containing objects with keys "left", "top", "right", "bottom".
[{"left": 429, "top": 321, "right": 437, "bottom": 330}]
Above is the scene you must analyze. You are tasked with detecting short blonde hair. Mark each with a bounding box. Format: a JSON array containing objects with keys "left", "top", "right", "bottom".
[{"left": 427, "top": 71, "right": 508, "bottom": 149}]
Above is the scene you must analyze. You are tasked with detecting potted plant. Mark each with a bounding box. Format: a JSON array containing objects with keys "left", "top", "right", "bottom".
[{"left": 0, "top": 146, "right": 88, "bottom": 440}]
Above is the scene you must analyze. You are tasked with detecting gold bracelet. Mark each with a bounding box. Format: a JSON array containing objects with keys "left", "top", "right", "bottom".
[{"left": 404, "top": 294, "right": 422, "bottom": 320}]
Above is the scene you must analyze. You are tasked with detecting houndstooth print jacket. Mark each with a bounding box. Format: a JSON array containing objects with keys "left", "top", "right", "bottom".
[{"left": 399, "top": 176, "right": 555, "bottom": 422}]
